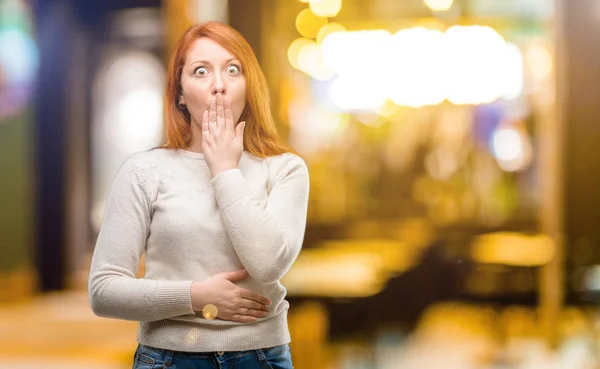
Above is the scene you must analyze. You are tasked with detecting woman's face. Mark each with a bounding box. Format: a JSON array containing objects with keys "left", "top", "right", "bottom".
[{"left": 179, "top": 37, "right": 247, "bottom": 128}]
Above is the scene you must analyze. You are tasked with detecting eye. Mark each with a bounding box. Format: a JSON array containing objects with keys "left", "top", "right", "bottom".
[
  {"left": 226, "top": 65, "right": 240, "bottom": 75},
  {"left": 194, "top": 66, "right": 208, "bottom": 76}
]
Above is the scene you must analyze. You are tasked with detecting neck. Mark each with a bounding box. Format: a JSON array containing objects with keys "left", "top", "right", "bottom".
[{"left": 186, "top": 119, "right": 203, "bottom": 153}]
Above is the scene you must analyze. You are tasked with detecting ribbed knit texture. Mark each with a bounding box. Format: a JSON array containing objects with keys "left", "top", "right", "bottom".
[{"left": 88, "top": 148, "right": 309, "bottom": 352}]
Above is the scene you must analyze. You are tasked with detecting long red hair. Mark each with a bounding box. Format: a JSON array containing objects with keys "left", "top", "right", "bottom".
[{"left": 163, "top": 22, "right": 290, "bottom": 157}]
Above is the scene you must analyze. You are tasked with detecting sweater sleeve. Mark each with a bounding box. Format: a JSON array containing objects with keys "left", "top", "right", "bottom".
[
  {"left": 210, "top": 153, "right": 310, "bottom": 284},
  {"left": 88, "top": 153, "right": 195, "bottom": 322}
]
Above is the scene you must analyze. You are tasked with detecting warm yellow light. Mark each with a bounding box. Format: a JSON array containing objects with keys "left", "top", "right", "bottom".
[
  {"left": 288, "top": 38, "right": 334, "bottom": 80},
  {"left": 310, "top": 0, "right": 342, "bottom": 17},
  {"left": 311, "top": 66, "right": 336, "bottom": 81},
  {"left": 443, "top": 25, "right": 510, "bottom": 105},
  {"left": 502, "top": 43, "right": 524, "bottom": 100},
  {"left": 295, "top": 8, "right": 327, "bottom": 39},
  {"left": 423, "top": 0, "right": 454, "bottom": 11},
  {"left": 287, "top": 38, "right": 314, "bottom": 71},
  {"left": 297, "top": 42, "right": 335, "bottom": 80},
  {"left": 415, "top": 17, "right": 446, "bottom": 30},
  {"left": 526, "top": 42, "right": 553, "bottom": 81},
  {"left": 471, "top": 232, "right": 555, "bottom": 267},
  {"left": 321, "top": 239, "right": 417, "bottom": 273},
  {"left": 321, "top": 30, "right": 391, "bottom": 110},
  {"left": 388, "top": 27, "right": 446, "bottom": 107},
  {"left": 288, "top": 101, "right": 348, "bottom": 152},
  {"left": 282, "top": 251, "right": 386, "bottom": 297},
  {"left": 305, "top": 25, "right": 523, "bottom": 110},
  {"left": 353, "top": 112, "right": 384, "bottom": 127},
  {"left": 321, "top": 29, "right": 391, "bottom": 75},
  {"left": 296, "top": 43, "right": 316, "bottom": 73},
  {"left": 329, "top": 77, "right": 388, "bottom": 111},
  {"left": 375, "top": 99, "right": 400, "bottom": 117},
  {"left": 316, "top": 22, "right": 346, "bottom": 44},
  {"left": 298, "top": 42, "right": 320, "bottom": 72}
]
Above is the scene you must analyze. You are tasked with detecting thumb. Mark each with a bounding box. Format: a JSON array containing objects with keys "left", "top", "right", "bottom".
[
  {"left": 220, "top": 269, "right": 248, "bottom": 282},
  {"left": 236, "top": 121, "right": 246, "bottom": 137}
]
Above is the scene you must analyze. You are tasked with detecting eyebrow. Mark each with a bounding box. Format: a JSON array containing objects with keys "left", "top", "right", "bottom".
[{"left": 189, "top": 58, "right": 241, "bottom": 68}]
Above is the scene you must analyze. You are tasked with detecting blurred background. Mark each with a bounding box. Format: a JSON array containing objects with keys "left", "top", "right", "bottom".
[{"left": 1, "top": 0, "right": 600, "bottom": 368}]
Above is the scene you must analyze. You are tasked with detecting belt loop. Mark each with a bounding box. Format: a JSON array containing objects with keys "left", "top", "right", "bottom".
[
  {"left": 164, "top": 349, "right": 174, "bottom": 367},
  {"left": 256, "top": 348, "right": 267, "bottom": 363}
]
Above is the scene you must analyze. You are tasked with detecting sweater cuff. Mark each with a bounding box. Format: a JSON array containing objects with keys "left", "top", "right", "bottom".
[
  {"left": 210, "top": 168, "right": 251, "bottom": 210},
  {"left": 156, "top": 280, "right": 195, "bottom": 316}
]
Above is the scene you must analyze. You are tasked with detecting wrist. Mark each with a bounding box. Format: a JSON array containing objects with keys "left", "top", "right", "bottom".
[
  {"left": 211, "top": 163, "right": 238, "bottom": 178},
  {"left": 190, "top": 281, "right": 207, "bottom": 312}
]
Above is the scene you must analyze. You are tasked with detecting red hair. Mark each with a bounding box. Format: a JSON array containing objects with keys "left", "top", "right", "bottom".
[{"left": 164, "top": 22, "right": 290, "bottom": 157}]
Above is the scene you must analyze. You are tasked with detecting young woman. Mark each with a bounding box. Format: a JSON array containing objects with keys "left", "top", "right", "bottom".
[{"left": 89, "top": 21, "right": 309, "bottom": 369}]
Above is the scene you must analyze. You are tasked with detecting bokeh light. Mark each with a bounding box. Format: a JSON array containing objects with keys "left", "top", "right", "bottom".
[
  {"left": 296, "top": 8, "right": 327, "bottom": 39},
  {"left": 288, "top": 37, "right": 315, "bottom": 71},
  {"left": 309, "top": 0, "right": 342, "bottom": 18},
  {"left": 301, "top": 25, "right": 523, "bottom": 110},
  {"left": 316, "top": 22, "right": 346, "bottom": 44},
  {"left": 388, "top": 27, "right": 446, "bottom": 107},
  {"left": 0, "top": 0, "right": 39, "bottom": 120},
  {"left": 423, "top": 0, "right": 454, "bottom": 12}
]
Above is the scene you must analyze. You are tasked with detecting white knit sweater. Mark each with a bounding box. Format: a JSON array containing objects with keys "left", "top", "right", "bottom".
[{"left": 88, "top": 148, "right": 310, "bottom": 352}]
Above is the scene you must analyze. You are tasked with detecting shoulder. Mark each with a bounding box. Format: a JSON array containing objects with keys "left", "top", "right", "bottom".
[
  {"left": 265, "top": 152, "right": 306, "bottom": 165},
  {"left": 263, "top": 152, "right": 309, "bottom": 183},
  {"left": 116, "top": 148, "right": 170, "bottom": 187},
  {"left": 121, "top": 147, "right": 173, "bottom": 171}
]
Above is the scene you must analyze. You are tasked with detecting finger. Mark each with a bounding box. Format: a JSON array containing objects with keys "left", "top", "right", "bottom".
[
  {"left": 216, "top": 93, "right": 225, "bottom": 132},
  {"left": 224, "top": 96, "right": 234, "bottom": 132},
  {"left": 240, "top": 289, "right": 272, "bottom": 306},
  {"left": 208, "top": 97, "right": 217, "bottom": 133},
  {"left": 202, "top": 110, "right": 209, "bottom": 135},
  {"left": 237, "top": 307, "right": 268, "bottom": 318},
  {"left": 241, "top": 300, "right": 270, "bottom": 312},
  {"left": 232, "top": 314, "right": 258, "bottom": 323},
  {"left": 220, "top": 269, "right": 248, "bottom": 282}
]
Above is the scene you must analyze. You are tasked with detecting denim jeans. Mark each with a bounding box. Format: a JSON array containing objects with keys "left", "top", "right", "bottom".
[{"left": 132, "top": 343, "right": 294, "bottom": 369}]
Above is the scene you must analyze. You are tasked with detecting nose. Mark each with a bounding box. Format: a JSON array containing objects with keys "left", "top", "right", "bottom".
[
  {"left": 211, "top": 85, "right": 225, "bottom": 95},
  {"left": 211, "top": 75, "right": 226, "bottom": 95}
]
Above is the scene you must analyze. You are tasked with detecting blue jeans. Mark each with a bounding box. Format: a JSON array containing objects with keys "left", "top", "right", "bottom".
[{"left": 132, "top": 343, "right": 294, "bottom": 369}]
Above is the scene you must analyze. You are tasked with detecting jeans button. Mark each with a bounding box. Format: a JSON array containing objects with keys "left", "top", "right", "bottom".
[{"left": 217, "top": 351, "right": 225, "bottom": 356}]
